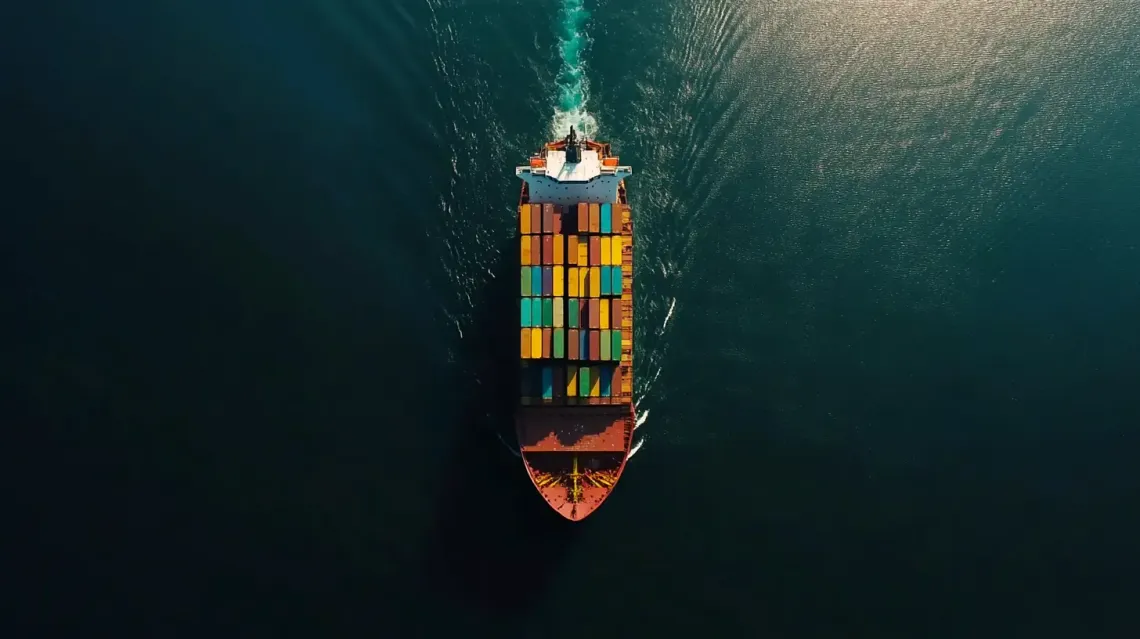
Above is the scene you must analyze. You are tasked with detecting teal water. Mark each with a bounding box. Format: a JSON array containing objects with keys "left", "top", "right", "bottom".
[{"left": 7, "top": 0, "right": 1140, "bottom": 635}]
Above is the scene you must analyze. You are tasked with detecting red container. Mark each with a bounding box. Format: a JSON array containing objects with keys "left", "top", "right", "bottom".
[
  {"left": 611, "top": 299, "right": 622, "bottom": 327},
  {"left": 531, "top": 236, "right": 541, "bottom": 265},
  {"left": 542, "top": 203, "right": 553, "bottom": 233},
  {"left": 588, "top": 330, "right": 600, "bottom": 361},
  {"left": 542, "top": 328, "right": 552, "bottom": 359},
  {"left": 589, "top": 300, "right": 599, "bottom": 329},
  {"left": 589, "top": 236, "right": 601, "bottom": 266},
  {"left": 577, "top": 203, "right": 588, "bottom": 233},
  {"left": 552, "top": 206, "right": 563, "bottom": 234},
  {"left": 612, "top": 366, "right": 623, "bottom": 398},
  {"left": 568, "top": 329, "right": 579, "bottom": 360},
  {"left": 542, "top": 235, "right": 553, "bottom": 265},
  {"left": 531, "top": 205, "right": 541, "bottom": 234}
]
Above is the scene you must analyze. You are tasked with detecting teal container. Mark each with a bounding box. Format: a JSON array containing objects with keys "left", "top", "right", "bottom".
[
  {"left": 600, "top": 266, "right": 611, "bottom": 296},
  {"left": 541, "top": 366, "right": 553, "bottom": 399},
  {"left": 600, "top": 365, "right": 612, "bottom": 397},
  {"left": 612, "top": 266, "right": 622, "bottom": 295},
  {"left": 578, "top": 365, "right": 590, "bottom": 397},
  {"left": 532, "top": 298, "right": 542, "bottom": 327},
  {"left": 600, "top": 203, "right": 612, "bottom": 233},
  {"left": 520, "top": 300, "right": 531, "bottom": 327},
  {"left": 521, "top": 267, "right": 531, "bottom": 297},
  {"left": 542, "top": 298, "right": 553, "bottom": 327},
  {"left": 568, "top": 298, "right": 579, "bottom": 328},
  {"left": 580, "top": 329, "right": 588, "bottom": 360},
  {"left": 530, "top": 266, "right": 542, "bottom": 296},
  {"left": 611, "top": 331, "right": 622, "bottom": 361}
]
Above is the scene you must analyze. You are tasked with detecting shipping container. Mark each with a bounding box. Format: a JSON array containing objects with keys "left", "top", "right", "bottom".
[
  {"left": 612, "top": 365, "right": 623, "bottom": 397},
  {"left": 521, "top": 328, "right": 531, "bottom": 359},
  {"left": 589, "top": 365, "right": 601, "bottom": 397},
  {"left": 612, "top": 266, "right": 623, "bottom": 296},
  {"left": 541, "top": 328, "right": 552, "bottom": 359},
  {"left": 541, "top": 365, "right": 553, "bottom": 399},
  {"left": 610, "top": 298, "right": 622, "bottom": 328},
  {"left": 577, "top": 240, "right": 588, "bottom": 267},
  {"left": 589, "top": 266, "right": 601, "bottom": 298},
  {"left": 600, "top": 265, "right": 612, "bottom": 296},
  {"left": 578, "top": 365, "right": 590, "bottom": 397},
  {"left": 530, "top": 266, "right": 541, "bottom": 296},
  {"left": 519, "top": 204, "right": 531, "bottom": 234},
  {"left": 577, "top": 203, "right": 588, "bottom": 233},
  {"left": 600, "top": 236, "right": 611, "bottom": 266},
  {"left": 521, "top": 299, "right": 531, "bottom": 327},
  {"left": 589, "top": 236, "right": 600, "bottom": 266},
  {"left": 520, "top": 236, "right": 530, "bottom": 265},
  {"left": 521, "top": 267, "right": 531, "bottom": 296},
  {"left": 568, "top": 329, "right": 579, "bottom": 360},
  {"left": 589, "top": 330, "right": 600, "bottom": 360},
  {"left": 531, "top": 205, "right": 541, "bottom": 234},
  {"left": 580, "top": 329, "right": 588, "bottom": 362},
  {"left": 600, "top": 329, "right": 611, "bottom": 360},
  {"left": 555, "top": 266, "right": 566, "bottom": 299},
  {"left": 543, "top": 203, "right": 554, "bottom": 233},
  {"left": 589, "top": 203, "right": 600, "bottom": 233},
  {"left": 567, "top": 235, "right": 578, "bottom": 265},
  {"left": 531, "top": 236, "right": 541, "bottom": 267},
  {"left": 542, "top": 297, "right": 553, "bottom": 327},
  {"left": 552, "top": 207, "right": 562, "bottom": 234},
  {"left": 610, "top": 236, "right": 622, "bottom": 264},
  {"left": 553, "top": 234, "right": 564, "bottom": 264},
  {"left": 542, "top": 235, "right": 552, "bottom": 265},
  {"left": 553, "top": 365, "right": 564, "bottom": 400},
  {"left": 532, "top": 299, "right": 542, "bottom": 329},
  {"left": 588, "top": 298, "right": 600, "bottom": 329},
  {"left": 599, "top": 202, "right": 610, "bottom": 234},
  {"left": 553, "top": 328, "right": 565, "bottom": 359},
  {"left": 599, "top": 365, "right": 612, "bottom": 397},
  {"left": 530, "top": 327, "right": 541, "bottom": 359},
  {"left": 568, "top": 299, "right": 579, "bottom": 328},
  {"left": 553, "top": 297, "right": 564, "bottom": 328},
  {"left": 567, "top": 267, "right": 579, "bottom": 297},
  {"left": 599, "top": 299, "right": 609, "bottom": 329},
  {"left": 611, "top": 331, "right": 622, "bottom": 362},
  {"left": 567, "top": 364, "right": 578, "bottom": 397}
]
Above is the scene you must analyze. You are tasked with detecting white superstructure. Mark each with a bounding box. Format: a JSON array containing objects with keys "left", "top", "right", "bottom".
[{"left": 515, "top": 129, "right": 632, "bottom": 205}]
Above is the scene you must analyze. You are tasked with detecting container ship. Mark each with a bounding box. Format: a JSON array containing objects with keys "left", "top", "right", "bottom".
[{"left": 514, "top": 127, "right": 634, "bottom": 521}]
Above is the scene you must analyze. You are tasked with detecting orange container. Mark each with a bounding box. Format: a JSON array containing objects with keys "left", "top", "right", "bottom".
[
  {"left": 589, "top": 299, "right": 600, "bottom": 329},
  {"left": 542, "top": 204, "right": 553, "bottom": 233},
  {"left": 552, "top": 206, "right": 562, "bottom": 234},
  {"left": 588, "top": 331, "right": 600, "bottom": 361},
  {"left": 612, "top": 366, "right": 623, "bottom": 396},
  {"left": 577, "top": 203, "right": 588, "bottom": 233},
  {"left": 531, "top": 236, "right": 541, "bottom": 266},
  {"left": 589, "top": 236, "right": 601, "bottom": 266},
  {"left": 530, "top": 206, "right": 541, "bottom": 234},
  {"left": 521, "top": 328, "right": 531, "bottom": 359},
  {"left": 529, "top": 157, "right": 545, "bottom": 168},
  {"left": 519, "top": 204, "right": 531, "bottom": 234},
  {"left": 567, "top": 235, "right": 578, "bottom": 265},
  {"left": 602, "top": 157, "right": 618, "bottom": 167},
  {"left": 542, "top": 328, "right": 552, "bottom": 359},
  {"left": 568, "top": 329, "right": 579, "bottom": 360},
  {"left": 553, "top": 234, "right": 564, "bottom": 264},
  {"left": 611, "top": 299, "right": 622, "bottom": 327},
  {"left": 520, "top": 236, "right": 531, "bottom": 265},
  {"left": 589, "top": 203, "right": 600, "bottom": 233}
]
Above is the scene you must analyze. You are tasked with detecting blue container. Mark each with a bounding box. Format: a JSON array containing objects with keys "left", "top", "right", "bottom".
[
  {"left": 541, "top": 365, "right": 553, "bottom": 399},
  {"left": 612, "top": 266, "right": 622, "bottom": 295},
  {"left": 520, "top": 300, "right": 531, "bottom": 327},
  {"left": 600, "top": 203, "right": 612, "bottom": 233},
  {"left": 600, "top": 365, "right": 613, "bottom": 397},
  {"left": 530, "top": 266, "right": 542, "bottom": 296},
  {"left": 542, "top": 266, "right": 553, "bottom": 296},
  {"left": 580, "top": 329, "right": 588, "bottom": 360},
  {"left": 599, "top": 266, "right": 611, "bottom": 296}
]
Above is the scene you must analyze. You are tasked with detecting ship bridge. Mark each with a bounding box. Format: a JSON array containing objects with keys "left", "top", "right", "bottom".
[{"left": 516, "top": 127, "right": 632, "bottom": 206}]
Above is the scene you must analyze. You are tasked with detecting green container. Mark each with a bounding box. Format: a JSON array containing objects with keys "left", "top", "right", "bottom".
[
  {"left": 611, "top": 331, "right": 622, "bottom": 361},
  {"left": 568, "top": 299, "right": 579, "bottom": 328},
  {"left": 553, "top": 329, "right": 565, "bottom": 359},
  {"left": 600, "top": 329, "right": 611, "bottom": 360},
  {"left": 520, "top": 267, "right": 531, "bottom": 297},
  {"left": 532, "top": 298, "right": 542, "bottom": 328},
  {"left": 578, "top": 365, "right": 590, "bottom": 397},
  {"left": 542, "top": 298, "right": 553, "bottom": 327}
]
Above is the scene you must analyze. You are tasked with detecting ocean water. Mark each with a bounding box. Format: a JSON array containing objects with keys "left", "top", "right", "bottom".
[{"left": 7, "top": 0, "right": 1140, "bottom": 635}]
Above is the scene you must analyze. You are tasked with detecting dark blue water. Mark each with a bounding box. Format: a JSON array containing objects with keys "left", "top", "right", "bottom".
[{"left": 7, "top": 0, "right": 1140, "bottom": 635}]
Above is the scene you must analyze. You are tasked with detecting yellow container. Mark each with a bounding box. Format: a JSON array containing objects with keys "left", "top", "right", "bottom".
[
  {"left": 519, "top": 204, "right": 530, "bottom": 234},
  {"left": 578, "top": 267, "right": 589, "bottom": 295},
  {"left": 553, "top": 234, "right": 564, "bottom": 264},
  {"left": 600, "top": 237, "right": 612, "bottom": 266},
  {"left": 553, "top": 297, "right": 564, "bottom": 328},
  {"left": 520, "top": 236, "right": 531, "bottom": 265},
  {"left": 577, "top": 241, "right": 588, "bottom": 266},
  {"left": 589, "top": 366, "right": 601, "bottom": 397},
  {"left": 589, "top": 266, "right": 601, "bottom": 297},
  {"left": 530, "top": 328, "right": 541, "bottom": 358},
  {"left": 567, "top": 364, "right": 578, "bottom": 397},
  {"left": 567, "top": 235, "right": 578, "bottom": 265},
  {"left": 553, "top": 265, "right": 564, "bottom": 297},
  {"left": 611, "top": 236, "right": 622, "bottom": 264},
  {"left": 600, "top": 300, "right": 609, "bottom": 329},
  {"left": 567, "top": 267, "right": 579, "bottom": 297},
  {"left": 521, "top": 328, "right": 531, "bottom": 358}
]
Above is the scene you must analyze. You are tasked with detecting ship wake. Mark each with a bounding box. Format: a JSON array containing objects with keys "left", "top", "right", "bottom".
[{"left": 551, "top": 0, "right": 597, "bottom": 138}]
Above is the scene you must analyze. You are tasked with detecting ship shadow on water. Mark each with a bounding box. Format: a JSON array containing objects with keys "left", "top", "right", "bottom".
[{"left": 423, "top": 236, "right": 577, "bottom": 616}]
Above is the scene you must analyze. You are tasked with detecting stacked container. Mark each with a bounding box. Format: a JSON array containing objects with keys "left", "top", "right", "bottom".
[{"left": 520, "top": 201, "right": 627, "bottom": 405}]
